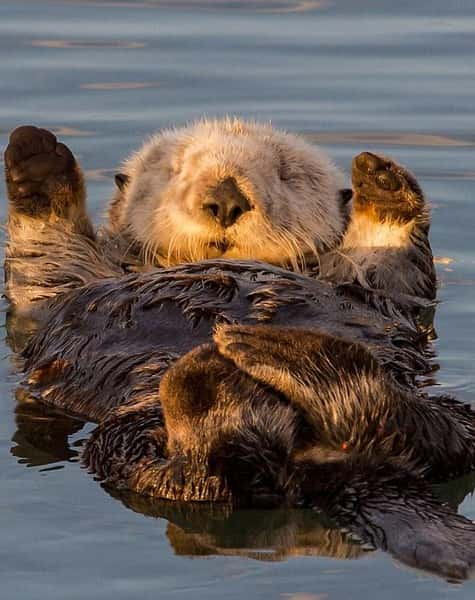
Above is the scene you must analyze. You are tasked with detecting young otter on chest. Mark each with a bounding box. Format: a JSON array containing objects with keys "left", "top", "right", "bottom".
[{"left": 3, "top": 120, "right": 474, "bottom": 580}]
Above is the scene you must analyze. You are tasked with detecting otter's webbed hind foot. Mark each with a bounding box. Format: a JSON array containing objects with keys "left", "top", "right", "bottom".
[{"left": 214, "top": 323, "right": 397, "bottom": 459}]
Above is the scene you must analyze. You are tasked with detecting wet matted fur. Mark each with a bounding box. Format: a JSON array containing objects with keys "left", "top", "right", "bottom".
[{"left": 3, "top": 122, "right": 475, "bottom": 580}]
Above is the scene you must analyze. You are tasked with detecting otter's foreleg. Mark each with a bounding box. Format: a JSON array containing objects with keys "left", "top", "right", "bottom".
[
  {"left": 215, "top": 324, "right": 475, "bottom": 477},
  {"left": 321, "top": 152, "right": 436, "bottom": 300},
  {"left": 4, "top": 126, "right": 121, "bottom": 315}
]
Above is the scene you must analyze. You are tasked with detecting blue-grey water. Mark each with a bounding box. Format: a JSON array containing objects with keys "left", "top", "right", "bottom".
[{"left": 1, "top": 1, "right": 474, "bottom": 598}]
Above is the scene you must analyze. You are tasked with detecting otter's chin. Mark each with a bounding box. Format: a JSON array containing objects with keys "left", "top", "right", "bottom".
[
  {"left": 208, "top": 239, "right": 231, "bottom": 253},
  {"left": 152, "top": 231, "right": 318, "bottom": 270}
]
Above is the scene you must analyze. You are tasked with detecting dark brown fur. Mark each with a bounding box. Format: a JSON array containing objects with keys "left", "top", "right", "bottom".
[
  {"left": 320, "top": 151, "right": 436, "bottom": 300},
  {"left": 3, "top": 126, "right": 475, "bottom": 580}
]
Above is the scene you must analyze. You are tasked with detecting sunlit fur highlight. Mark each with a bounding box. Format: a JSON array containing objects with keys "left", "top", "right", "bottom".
[{"left": 108, "top": 118, "right": 346, "bottom": 271}]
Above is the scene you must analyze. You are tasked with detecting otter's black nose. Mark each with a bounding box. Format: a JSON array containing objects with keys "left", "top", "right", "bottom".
[{"left": 203, "top": 177, "right": 251, "bottom": 228}]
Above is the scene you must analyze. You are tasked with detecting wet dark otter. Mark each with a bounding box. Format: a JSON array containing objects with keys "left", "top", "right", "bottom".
[{"left": 3, "top": 125, "right": 475, "bottom": 580}]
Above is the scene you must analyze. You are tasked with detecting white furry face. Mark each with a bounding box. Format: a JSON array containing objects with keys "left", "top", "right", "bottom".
[{"left": 114, "top": 118, "right": 347, "bottom": 270}]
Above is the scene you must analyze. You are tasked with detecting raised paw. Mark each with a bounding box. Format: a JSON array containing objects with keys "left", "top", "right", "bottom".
[
  {"left": 351, "top": 151, "right": 426, "bottom": 223},
  {"left": 4, "top": 125, "right": 83, "bottom": 217}
]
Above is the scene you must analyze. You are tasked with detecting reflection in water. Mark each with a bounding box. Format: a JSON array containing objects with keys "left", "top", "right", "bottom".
[
  {"left": 10, "top": 391, "right": 475, "bottom": 582},
  {"left": 436, "top": 472, "right": 475, "bottom": 511},
  {"left": 107, "top": 488, "right": 367, "bottom": 561},
  {"left": 5, "top": 311, "right": 41, "bottom": 355},
  {"left": 434, "top": 257, "right": 455, "bottom": 266},
  {"left": 11, "top": 391, "right": 85, "bottom": 468},
  {"left": 10, "top": 386, "right": 369, "bottom": 562}
]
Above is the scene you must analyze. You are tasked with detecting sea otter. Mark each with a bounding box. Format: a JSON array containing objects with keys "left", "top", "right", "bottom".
[
  {"left": 4, "top": 119, "right": 435, "bottom": 314},
  {"left": 3, "top": 121, "right": 475, "bottom": 579}
]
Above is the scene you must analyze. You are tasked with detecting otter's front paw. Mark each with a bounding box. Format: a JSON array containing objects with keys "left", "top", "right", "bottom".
[
  {"left": 351, "top": 152, "right": 426, "bottom": 222},
  {"left": 4, "top": 125, "right": 81, "bottom": 217}
]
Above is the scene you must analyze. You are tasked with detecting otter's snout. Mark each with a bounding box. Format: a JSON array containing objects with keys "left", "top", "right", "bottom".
[{"left": 202, "top": 177, "right": 251, "bottom": 228}]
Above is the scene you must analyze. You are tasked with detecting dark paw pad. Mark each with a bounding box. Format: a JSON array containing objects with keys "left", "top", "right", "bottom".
[{"left": 4, "top": 125, "right": 79, "bottom": 215}]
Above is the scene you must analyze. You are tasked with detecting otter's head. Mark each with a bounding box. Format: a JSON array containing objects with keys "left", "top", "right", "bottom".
[{"left": 111, "top": 118, "right": 350, "bottom": 270}]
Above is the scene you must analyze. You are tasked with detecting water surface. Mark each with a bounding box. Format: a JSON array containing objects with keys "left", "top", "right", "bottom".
[{"left": 1, "top": 1, "right": 474, "bottom": 598}]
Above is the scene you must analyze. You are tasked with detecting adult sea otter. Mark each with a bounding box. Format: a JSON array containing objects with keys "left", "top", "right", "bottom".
[{"left": 3, "top": 120, "right": 474, "bottom": 580}]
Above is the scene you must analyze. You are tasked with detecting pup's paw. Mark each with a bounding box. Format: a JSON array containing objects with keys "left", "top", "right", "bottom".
[
  {"left": 4, "top": 125, "right": 81, "bottom": 216},
  {"left": 351, "top": 152, "right": 426, "bottom": 222}
]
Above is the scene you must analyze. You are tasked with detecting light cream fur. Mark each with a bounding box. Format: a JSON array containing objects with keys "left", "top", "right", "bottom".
[
  {"left": 342, "top": 214, "right": 414, "bottom": 250},
  {"left": 111, "top": 118, "right": 346, "bottom": 270}
]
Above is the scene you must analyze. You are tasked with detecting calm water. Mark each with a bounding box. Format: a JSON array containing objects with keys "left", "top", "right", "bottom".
[{"left": 1, "top": 1, "right": 475, "bottom": 598}]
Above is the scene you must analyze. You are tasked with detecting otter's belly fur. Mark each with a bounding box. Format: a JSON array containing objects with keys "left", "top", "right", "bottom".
[
  {"left": 22, "top": 260, "right": 429, "bottom": 421},
  {"left": 3, "top": 122, "right": 475, "bottom": 580}
]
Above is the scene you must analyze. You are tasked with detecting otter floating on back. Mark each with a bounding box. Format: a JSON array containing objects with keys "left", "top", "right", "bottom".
[{"left": 3, "top": 120, "right": 475, "bottom": 580}]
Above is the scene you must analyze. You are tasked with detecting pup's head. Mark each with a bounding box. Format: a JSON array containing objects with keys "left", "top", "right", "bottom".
[{"left": 111, "top": 118, "right": 350, "bottom": 270}]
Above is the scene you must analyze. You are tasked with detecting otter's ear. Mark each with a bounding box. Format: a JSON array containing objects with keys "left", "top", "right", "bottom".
[
  {"left": 114, "top": 173, "right": 130, "bottom": 192},
  {"left": 339, "top": 188, "right": 353, "bottom": 204}
]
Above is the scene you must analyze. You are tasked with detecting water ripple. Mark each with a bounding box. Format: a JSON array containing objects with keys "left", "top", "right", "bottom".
[
  {"left": 303, "top": 132, "right": 473, "bottom": 147},
  {"left": 31, "top": 39, "right": 145, "bottom": 49},
  {"left": 59, "top": 0, "right": 330, "bottom": 13},
  {"left": 81, "top": 82, "right": 160, "bottom": 90}
]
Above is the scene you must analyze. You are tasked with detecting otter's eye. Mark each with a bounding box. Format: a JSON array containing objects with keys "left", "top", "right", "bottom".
[{"left": 376, "top": 171, "right": 401, "bottom": 191}]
